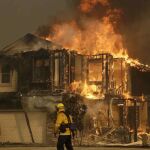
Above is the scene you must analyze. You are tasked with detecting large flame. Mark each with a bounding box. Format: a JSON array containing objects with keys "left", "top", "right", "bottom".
[
  {"left": 39, "top": 0, "right": 150, "bottom": 99},
  {"left": 45, "top": 0, "right": 124, "bottom": 56},
  {"left": 70, "top": 80, "right": 104, "bottom": 100},
  {"left": 44, "top": 0, "right": 150, "bottom": 70},
  {"left": 114, "top": 49, "right": 150, "bottom": 71}
]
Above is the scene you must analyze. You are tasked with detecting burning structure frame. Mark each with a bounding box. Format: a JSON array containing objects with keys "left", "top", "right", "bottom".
[{"left": 0, "top": 33, "right": 150, "bottom": 144}]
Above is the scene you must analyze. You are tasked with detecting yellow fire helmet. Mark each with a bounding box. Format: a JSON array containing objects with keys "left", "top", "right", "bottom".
[{"left": 57, "top": 103, "right": 64, "bottom": 109}]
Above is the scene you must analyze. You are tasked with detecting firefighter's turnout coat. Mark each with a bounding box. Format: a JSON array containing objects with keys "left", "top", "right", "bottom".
[{"left": 55, "top": 109, "right": 72, "bottom": 136}]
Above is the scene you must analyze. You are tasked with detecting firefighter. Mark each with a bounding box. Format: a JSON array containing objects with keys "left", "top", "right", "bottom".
[{"left": 54, "top": 103, "right": 74, "bottom": 150}]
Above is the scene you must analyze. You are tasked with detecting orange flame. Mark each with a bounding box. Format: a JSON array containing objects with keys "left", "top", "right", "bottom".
[
  {"left": 44, "top": 0, "right": 125, "bottom": 56},
  {"left": 40, "top": 0, "right": 150, "bottom": 99},
  {"left": 43, "top": 0, "right": 150, "bottom": 71},
  {"left": 46, "top": 13, "right": 124, "bottom": 56},
  {"left": 70, "top": 81, "right": 104, "bottom": 100}
]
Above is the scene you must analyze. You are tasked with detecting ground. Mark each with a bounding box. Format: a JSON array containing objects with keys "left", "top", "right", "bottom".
[{"left": 0, "top": 147, "right": 149, "bottom": 150}]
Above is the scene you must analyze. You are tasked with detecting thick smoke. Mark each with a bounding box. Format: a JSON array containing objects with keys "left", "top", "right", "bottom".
[
  {"left": 111, "top": 0, "right": 150, "bottom": 64},
  {"left": 36, "top": 0, "right": 112, "bottom": 36},
  {"left": 36, "top": 0, "right": 150, "bottom": 64}
]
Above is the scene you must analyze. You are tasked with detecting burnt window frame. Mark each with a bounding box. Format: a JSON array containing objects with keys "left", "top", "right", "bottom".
[
  {"left": 88, "top": 60, "right": 103, "bottom": 82},
  {"left": 0, "top": 63, "right": 11, "bottom": 84},
  {"left": 32, "top": 58, "right": 50, "bottom": 83}
]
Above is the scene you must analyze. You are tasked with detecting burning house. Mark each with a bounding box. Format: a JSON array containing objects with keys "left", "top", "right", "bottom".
[
  {"left": 0, "top": 0, "right": 150, "bottom": 146},
  {"left": 0, "top": 32, "right": 150, "bottom": 144},
  {"left": 0, "top": 34, "right": 88, "bottom": 94}
]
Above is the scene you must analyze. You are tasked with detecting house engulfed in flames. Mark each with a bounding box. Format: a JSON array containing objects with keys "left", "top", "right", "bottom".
[{"left": 0, "top": 33, "right": 150, "bottom": 144}]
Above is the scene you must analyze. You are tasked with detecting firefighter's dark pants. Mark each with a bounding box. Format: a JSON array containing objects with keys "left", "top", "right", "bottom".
[{"left": 57, "top": 135, "right": 73, "bottom": 150}]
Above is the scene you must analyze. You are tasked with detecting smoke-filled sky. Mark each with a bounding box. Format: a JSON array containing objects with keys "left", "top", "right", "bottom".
[{"left": 0, "top": 0, "right": 150, "bottom": 64}]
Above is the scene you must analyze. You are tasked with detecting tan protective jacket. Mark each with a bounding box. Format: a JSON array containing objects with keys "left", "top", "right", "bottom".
[{"left": 55, "top": 110, "right": 72, "bottom": 135}]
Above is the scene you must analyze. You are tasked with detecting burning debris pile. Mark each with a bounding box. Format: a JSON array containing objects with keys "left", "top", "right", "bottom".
[{"left": 60, "top": 93, "right": 132, "bottom": 145}]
